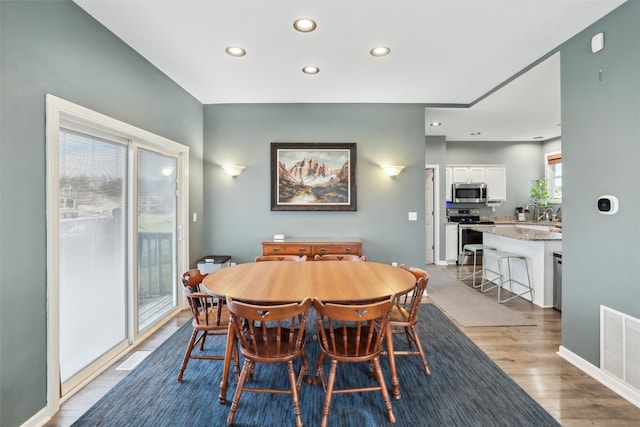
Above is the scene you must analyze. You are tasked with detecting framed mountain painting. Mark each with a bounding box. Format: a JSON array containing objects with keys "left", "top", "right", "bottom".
[{"left": 271, "top": 142, "right": 357, "bottom": 211}]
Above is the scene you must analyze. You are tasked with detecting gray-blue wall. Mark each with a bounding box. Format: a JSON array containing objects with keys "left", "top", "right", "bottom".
[
  {"left": 0, "top": 2, "right": 204, "bottom": 426},
  {"left": 560, "top": 1, "right": 640, "bottom": 364},
  {"left": 203, "top": 104, "right": 427, "bottom": 267}
]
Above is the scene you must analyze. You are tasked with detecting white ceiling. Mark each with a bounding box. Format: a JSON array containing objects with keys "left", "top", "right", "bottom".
[
  {"left": 73, "top": 0, "right": 625, "bottom": 141},
  {"left": 425, "top": 52, "right": 562, "bottom": 141}
]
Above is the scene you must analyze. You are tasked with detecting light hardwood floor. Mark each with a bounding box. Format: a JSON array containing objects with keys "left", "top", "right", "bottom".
[
  {"left": 441, "top": 264, "right": 640, "bottom": 427},
  {"left": 46, "top": 264, "right": 640, "bottom": 426}
]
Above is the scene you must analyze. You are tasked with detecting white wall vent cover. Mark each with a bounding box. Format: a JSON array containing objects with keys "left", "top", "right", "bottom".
[{"left": 601, "top": 305, "right": 640, "bottom": 393}]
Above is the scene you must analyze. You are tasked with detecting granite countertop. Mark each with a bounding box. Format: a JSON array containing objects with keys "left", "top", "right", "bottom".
[
  {"left": 447, "top": 218, "right": 562, "bottom": 228},
  {"left": 472, "top": 225, "right": 562, "bottom": 241},
  {"left": 485, "top": 216, "right": 562, "bottom": 227}
]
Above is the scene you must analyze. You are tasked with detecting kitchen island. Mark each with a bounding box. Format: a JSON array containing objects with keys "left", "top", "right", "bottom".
[{"left": 474, "top": 224, "right": 562, "bottom": 307}]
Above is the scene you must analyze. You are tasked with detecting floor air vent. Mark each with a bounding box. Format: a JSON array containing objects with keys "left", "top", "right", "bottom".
[
  {"left": 601, "top": 305, "right": 640, "bottom": 393},
  {"left": 116, "top": 351, "right": 151, "bottom": 371}
]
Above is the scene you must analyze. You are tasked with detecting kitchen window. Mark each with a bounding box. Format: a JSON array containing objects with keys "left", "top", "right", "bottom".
[{"left": 546, "top": 152, "right": 562, "bottom": 202}]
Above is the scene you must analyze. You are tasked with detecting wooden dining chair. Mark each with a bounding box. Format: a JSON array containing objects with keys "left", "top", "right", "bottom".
[
  {"left": 313, "top": 296, "right": 396, "bottom": 427},
  {"left": 383, "top": 264, "right": 431, "bottom": 399},
  {"left": 313, "top": 254, "right": 366, "bottom": 261},
  {"left": 311, "top": 254, "right": 365, "bottom": 342},
  {"left": 176, "top": 269, "right": 239, "bottom": 382},
  {"left": 226, "top": 296, "right": 313, "bottom": 427},
  {"left": 255, "top": 255, "right": 307, "bottom": 261}
]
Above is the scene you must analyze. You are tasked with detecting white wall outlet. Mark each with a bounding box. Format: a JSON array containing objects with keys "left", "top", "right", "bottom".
[
  {"left": 392, "top": 262, "right": 398, "bottom": 267},
  {"left": 192, "top": 212, "right": 197, "bottom": 222},
  {"left": 408, "top": 212, "right": 417, "bottom": 221}
]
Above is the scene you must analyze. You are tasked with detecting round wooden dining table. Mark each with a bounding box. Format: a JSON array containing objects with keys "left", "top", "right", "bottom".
[{"left": 202, "top": 260, "right": 416, "bottom": 403}]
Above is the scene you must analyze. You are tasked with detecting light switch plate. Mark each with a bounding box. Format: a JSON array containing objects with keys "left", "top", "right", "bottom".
[{"left": 408, "top": 212, "right": 418, "bottom": 221}]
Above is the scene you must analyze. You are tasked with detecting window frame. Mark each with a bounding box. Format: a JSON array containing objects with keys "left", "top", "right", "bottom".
[{"left": 545, "top": 150, "right": 562, "bottom": 203}]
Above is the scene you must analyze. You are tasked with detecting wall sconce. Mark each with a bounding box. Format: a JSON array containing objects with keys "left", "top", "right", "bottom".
[
  {"left": 222, "top": 165, "right": 246, "bottom": 178},
  {"left": 381, "top": 165, "right": 405, "bottom": 177}
]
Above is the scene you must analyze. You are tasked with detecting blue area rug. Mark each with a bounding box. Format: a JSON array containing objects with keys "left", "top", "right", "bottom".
[{"left": 73, "top": 304, "right": 560, "bottom": 426}]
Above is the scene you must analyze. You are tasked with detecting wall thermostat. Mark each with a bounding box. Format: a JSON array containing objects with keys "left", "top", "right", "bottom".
[{"left": 597, "top": 195, "right": 618, "bottom": 215}]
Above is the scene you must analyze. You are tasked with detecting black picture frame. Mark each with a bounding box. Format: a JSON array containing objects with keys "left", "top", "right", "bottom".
[{"left": 271, "top": 142, "right": 357, "bottom": 211}]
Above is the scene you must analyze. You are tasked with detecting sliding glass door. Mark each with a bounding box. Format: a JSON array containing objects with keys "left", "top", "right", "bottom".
[
  {"left": 47, "top": 95, "right": 189, "bottom": 404},
  {"left": 137, "top": 149, "right": 178, "bottom": 331},
  {"left": 58, "top": 130, "right": 128, "bottom": 393}
]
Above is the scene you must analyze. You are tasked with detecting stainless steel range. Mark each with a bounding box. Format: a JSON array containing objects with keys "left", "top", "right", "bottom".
[{"left": 447, "top": 208, "right": 495, "bottom": 265}]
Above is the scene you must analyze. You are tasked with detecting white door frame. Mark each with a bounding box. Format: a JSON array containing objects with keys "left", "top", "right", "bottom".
[{"left": 425, "top": 164, "right": 441, "bottom": 264}]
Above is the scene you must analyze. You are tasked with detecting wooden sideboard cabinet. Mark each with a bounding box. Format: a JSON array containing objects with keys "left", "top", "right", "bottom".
[{"left": 261, "top": 238, "right": 363, "bottom": 259}]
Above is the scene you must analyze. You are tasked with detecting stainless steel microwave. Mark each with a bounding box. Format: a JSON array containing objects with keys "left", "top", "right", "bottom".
[{"left": 453, "top": 183, "right": 487, "bottom": 203}]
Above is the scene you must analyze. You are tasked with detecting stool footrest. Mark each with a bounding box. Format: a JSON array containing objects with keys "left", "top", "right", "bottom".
[{"left": 484, "top": 250, "right": 526, "bottom": 260}]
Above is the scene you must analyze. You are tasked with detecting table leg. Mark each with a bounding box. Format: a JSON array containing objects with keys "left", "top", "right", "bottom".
[
  {"left": 218, "top": 323, "right": 234, "bottom": 403},
  {"left": 385, "top": 324, "right": 401, "bottom": 400}
]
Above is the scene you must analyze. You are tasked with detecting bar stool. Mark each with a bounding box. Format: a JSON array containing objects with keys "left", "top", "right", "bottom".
[
  {"left": 480, "top": 249, "right": 533, "bottom": 304},
  {"left": 461, "top": 244, "right": 496, "bottom": 288}
]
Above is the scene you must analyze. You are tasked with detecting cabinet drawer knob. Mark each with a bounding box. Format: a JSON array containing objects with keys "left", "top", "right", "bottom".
[
  {"left": 272, "top": 248, "right": 280, "bottom": 253},
  {"left": 298, "top": 248, "right": 307, "bottom": 253},
  {"left": 345, "top": 248, "right": 352, "bottom": 253},
  {"left": 319, "top": 248, "right": 326, "bottom": 253}
]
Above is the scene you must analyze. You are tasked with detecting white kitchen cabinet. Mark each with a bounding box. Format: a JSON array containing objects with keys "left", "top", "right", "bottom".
[
  {"left": 452, "top": 166, "right": 485, "bottom": 183},
  {"left": 469, "top": 167, "right": 485, "bottom": 183},
  {"left": 445, "top": 167, "right": 453, "bottom": 202},
  {"left": 445, "top": 223, "right": 458, "bottom": 263},
  {"left": 452, "top": 167, "right": 469, "bottom": 183},
  {"left": 485, "top": 166, "right": 507, "bottom": 200}
]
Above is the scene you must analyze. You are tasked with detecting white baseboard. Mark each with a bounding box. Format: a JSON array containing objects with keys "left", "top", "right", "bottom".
[
  {"left": 558, "top": 345, "right": 640, "bottom": 409},
  {"left": 20, "top": 406, "right": 49, "bottom": 427}
]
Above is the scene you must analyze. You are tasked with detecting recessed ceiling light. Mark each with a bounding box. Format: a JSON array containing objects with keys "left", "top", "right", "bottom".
[
  {"left": 533, "top": 136, "right": 544, "bottom": 139},
  {"left": 470, "top": 132, "right": 482, "bottom": 136},
  {"left": 293, "top": 18, "right": 317, "bottom": 33},
  {"left": 430, "top": 122, "right": 442, "bottom": 127},
  {"left": 225, "top": 46, "right": 246, "bottom": 57},
  {"left": 302, "top": 66, "right": 320, "bottom": 75},
  {"left": 370, "top": 46, "right": 391, "bottom": 57}
]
